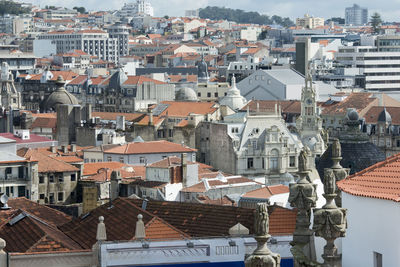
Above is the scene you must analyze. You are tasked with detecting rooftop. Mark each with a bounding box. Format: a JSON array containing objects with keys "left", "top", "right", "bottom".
[
  {"left": 337, "top": 153, "right": 400, "bottom": 202},
  {"left": 103, "top": 140, "right": 196, "bottom": 155}
]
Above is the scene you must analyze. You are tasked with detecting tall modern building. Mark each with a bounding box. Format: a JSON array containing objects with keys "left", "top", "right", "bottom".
[
  {"left": 119, "top": 0, "right": 154, "bottom": 18},
  {"left": 345, "top": 4, "right": 368, "bottom": 25}
]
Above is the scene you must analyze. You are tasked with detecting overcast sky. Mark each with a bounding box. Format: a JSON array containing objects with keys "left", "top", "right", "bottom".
[{"left": 25, "top": 0, "right": 399, "bottom": 22}]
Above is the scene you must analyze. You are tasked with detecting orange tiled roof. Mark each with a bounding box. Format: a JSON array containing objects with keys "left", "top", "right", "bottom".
[
  {"left": 337, "top": 153, "right": 400, "bottom": 202},
  {"left": 320, "top": 92, "right": 376, "bottom": 116},
  {"left": 123, "top": 76, "right": 166, "bottom": 85},
  {"left": 28, "top": 71, "right": 79, "bottom": 81},
  {"left": 103, "top": 140, "right": 196, "bottom": 155},
  {"left": 7, "top": 197, "right": 71, "bottom": 226},
  {"left": 0, "top": 210, "right": 81, "bottom": 253},
  {"left": 364, "top": 106, "right": 400, "bottom": 125},
  {"left": 157, "top": 101, "right": 218, "bottom": 117},
  {"left": 18, "top": 148, "right": 80, "bottom": 173},
  {"left": 92, "top": 112, "right": 145, "bottom": 122},
  {"left": 59, "top": 198, "right": 188, "bottom": 249},
  {"left": 31, "top": 117, "right": 56, "bottom": 129},
  {"left": 83, "top": 162, "right": 132, "bottom": 176},
  {"left": 242, "top": 185, "right": 289, "bottom": 199}
]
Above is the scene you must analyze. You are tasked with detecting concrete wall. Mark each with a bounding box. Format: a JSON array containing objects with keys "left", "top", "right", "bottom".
[
  {"left": 208, "top": 123, "right": 237, "bottom": 175},
  {"left": 342, "top": 192, "right": 400, "bottom": 267},
  {"left": 104, "top": 152, "right": 196, "bottom": 166}
]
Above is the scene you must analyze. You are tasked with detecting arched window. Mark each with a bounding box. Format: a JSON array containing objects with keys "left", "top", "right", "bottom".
[{"left": 270, "top": 149, "right": 279, "bottom": 171}]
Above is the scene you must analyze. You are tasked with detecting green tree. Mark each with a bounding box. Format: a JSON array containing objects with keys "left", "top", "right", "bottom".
[
  {"left": 199, "top": 6, "right": 293, "bottom": 27},
  {"left": 0, "top": 0, "right": 30, "bottom": 16},
  {"left": 73, "top": 6, "right": 86, "bottom": 14},
  {"left": 370, "top": 12, "right": 382, "bottom": 33}
]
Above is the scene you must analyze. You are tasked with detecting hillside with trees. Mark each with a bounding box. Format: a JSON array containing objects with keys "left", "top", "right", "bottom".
[
  {"left": 0, "top": 0, "right": 30, "bottom": 16},
  {"left": 199, "top": 6, "right": 294, "bottom": 27}
]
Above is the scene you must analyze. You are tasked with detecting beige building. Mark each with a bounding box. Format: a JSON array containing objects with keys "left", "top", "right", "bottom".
[{"left": 296, "top": 14, "right": 324, "bottom": 29}]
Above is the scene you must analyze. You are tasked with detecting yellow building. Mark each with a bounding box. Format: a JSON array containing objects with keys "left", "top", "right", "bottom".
[{"left": 296, "top": 14, "right": 325, "bottom": 29}]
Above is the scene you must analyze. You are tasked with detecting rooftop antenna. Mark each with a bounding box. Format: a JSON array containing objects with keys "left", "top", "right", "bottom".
[{"left": 1, "top": 194, "right": 10, "bottom": 210}]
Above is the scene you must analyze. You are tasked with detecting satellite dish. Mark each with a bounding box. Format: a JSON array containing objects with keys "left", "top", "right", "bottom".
[{"left": 0, "top": 194, "right": 10, "bottom": 210}]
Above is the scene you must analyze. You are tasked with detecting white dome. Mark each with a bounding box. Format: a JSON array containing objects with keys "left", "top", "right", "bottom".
[
  {"left": 219, "top": 75, "right": 247, "bottom": 110},
  {"left": 175, "top": 87, "right": 198, "bottom": 101}
]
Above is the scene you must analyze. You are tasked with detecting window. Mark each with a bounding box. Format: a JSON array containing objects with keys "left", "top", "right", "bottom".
[
  {"left": 107, "top": 156, "right": 112, "bottom": 162},
  {"left": 58, "top": 192, "right": 64, "bottom": 202},
  {"left": 39, "top": 176, "right": 45, "bottom": 184},
  {"left": 39, "top": 194, "right": 45, "bottom": 200},
  {"left": 373, "top": 252, "right": 382, "bottom": 267},
  {"left": 169, "top": 129, "right": 174, "bottom": 137},
  {"left": 214, "top": 92, "right": 218, "bottom": 97},
  {"left": 49, "top": 193, "right": 55, "bottom": 204},
  {"left": 49, "top": 175, "right": 54, "bottom": 183},
  {"left": 262, "top": 158, "right": 265, "bottom": 169},
  {"left": 119, "top": 157, "right": 124, "bottom": 163},
  {"left": 58, "top": 175, "right": 64, "bottom": 183},
  {"left": 270, "top": 149, "right": 279, "bottom": 171},
  {"left": 252, "top": 140, "right": 257, "bottom": 150},
  {"left": 247, "top": 157, "right": 254, "bottom": 169},
  {"left": 71, "top": 174, "right": 76, "bottom": 182},
  {"left": 140, "top": 157, "right": 146, "bottom": 164},
  {"left": 290, "top": 156, "right": 296, "bottom": 167},
  {"left": 197, "top": 92, "right": 201, "bottom": 97},
  {"left": 207, "top": 92, "right": 211, "bottom": 97}
]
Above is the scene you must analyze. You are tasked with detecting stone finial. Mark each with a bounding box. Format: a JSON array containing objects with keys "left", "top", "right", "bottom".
[
  {"left": 254, "top": 203, "right": 269, "bottom": 237},
  {"left": 56, "top": 75, "right": 65, "bottom": 85},
  {"left": 96, "top": 216, "right": 107, "bottom": 242},
  {"left": 135, "top": 214, "right": 146, "bottom": 239},
  {"left": 245, "top": 203, "right": 281, "bottom": 267},
  {"left": 0, "top": 238, "right": 6, "bottom": 267},
  {"left": 332, "top": 138, "right": 341, "bottom": 159},
  {"left": 229, "top": 223, "right": 249, "bottom": 236},
  {"left": 298, "top": 148, "right": 308, "bottom": 173},
  {"left": 0, "top": 238, "right": 5, "bottom": 252},
  {"left": 313, "top": 168, "right": 347, "bottom": 267}
]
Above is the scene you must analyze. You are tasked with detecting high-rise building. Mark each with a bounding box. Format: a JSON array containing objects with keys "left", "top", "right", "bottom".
[
  {"left": 107, "top": 23, "right": 130, "bottom": 57},
  {"left": 36, "top": 29, "right": 119, "bottom": 63},
  {"left": 345, "top": 4, "right": 368, "bottom": 25},
  {"left": 119, "top": 0, "right": 154, "bottom": 18}
]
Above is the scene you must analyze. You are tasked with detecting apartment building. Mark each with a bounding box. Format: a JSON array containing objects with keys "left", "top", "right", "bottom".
[
  {"left": 296, "top": 14, "right": 325, "bottom": 29},
  {"left": 345, "top": 4, "right": 368, "bottom": 25},
  {"left": 336, "top": 42, "right": 400, "bottom": 91},
  {"left": 36, "top": 29, "right": 119, "bottom": 63}
]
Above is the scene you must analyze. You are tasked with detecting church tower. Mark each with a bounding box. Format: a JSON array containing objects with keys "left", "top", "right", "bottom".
[{"left": 296, "top": 74, "right": 325, "bottom": 162}]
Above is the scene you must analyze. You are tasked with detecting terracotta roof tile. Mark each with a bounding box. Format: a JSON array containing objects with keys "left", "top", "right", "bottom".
[
  {"left": 0, "top": 210, "right": 80, "bottom": 253},
  {"left": 7, "top": 197, "right": 71, "bottom": 226},
  {"left": 31, "top": 117, "right": 57, "bottom": 129},
  {"left": 83, "top": 162, "right": 133, "bottom": 176},
  {"left": 18, "top": 149, "right": 79, "bottom": 173},
  {"left": 364, "top": 106, "right": 400, "bottom": 125},
  {"left": 59, "top": 198, "right": 188, "bottom": 248},
  {"left": 123, "top": 76, "right": 166, "bottom": 85},
  {"left": 242, "top": 185, "right": 289, "bottom": 199},
  {"left": 92, "top": 112, "right": 145, "bottom": 122},
  {"left": 337, "top": 153, "right": 400, "bottom": 202}
]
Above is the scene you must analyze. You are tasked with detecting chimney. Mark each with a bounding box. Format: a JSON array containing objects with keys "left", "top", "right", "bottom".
[
  {"left": 181, "top": 153, "right": 187, "bottom": 186},
  {"left": 148, "top": 108, "right": 153, "bottom": 126},
  {"left": 110, "top": 171, "right": 121, "bottom": 201},
  {"left": 135, "top": 214, "right": 146, "bottom": 239},
  {"left": 51, "top": 145, "right": 57, "bottom": 153},
  {"left": 96, "top": 216, "right": 107, "bottom": 242},
  {"left": 71, "top": 144, "right": 76, "bottom": 152},
  {"left": 62, "top": 145, "right": 68, "bottom": 154}
]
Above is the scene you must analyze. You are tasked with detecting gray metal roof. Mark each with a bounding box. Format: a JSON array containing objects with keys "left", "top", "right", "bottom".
[{"left": 262, "top": 69, "right": 305, "bottom": 85}]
